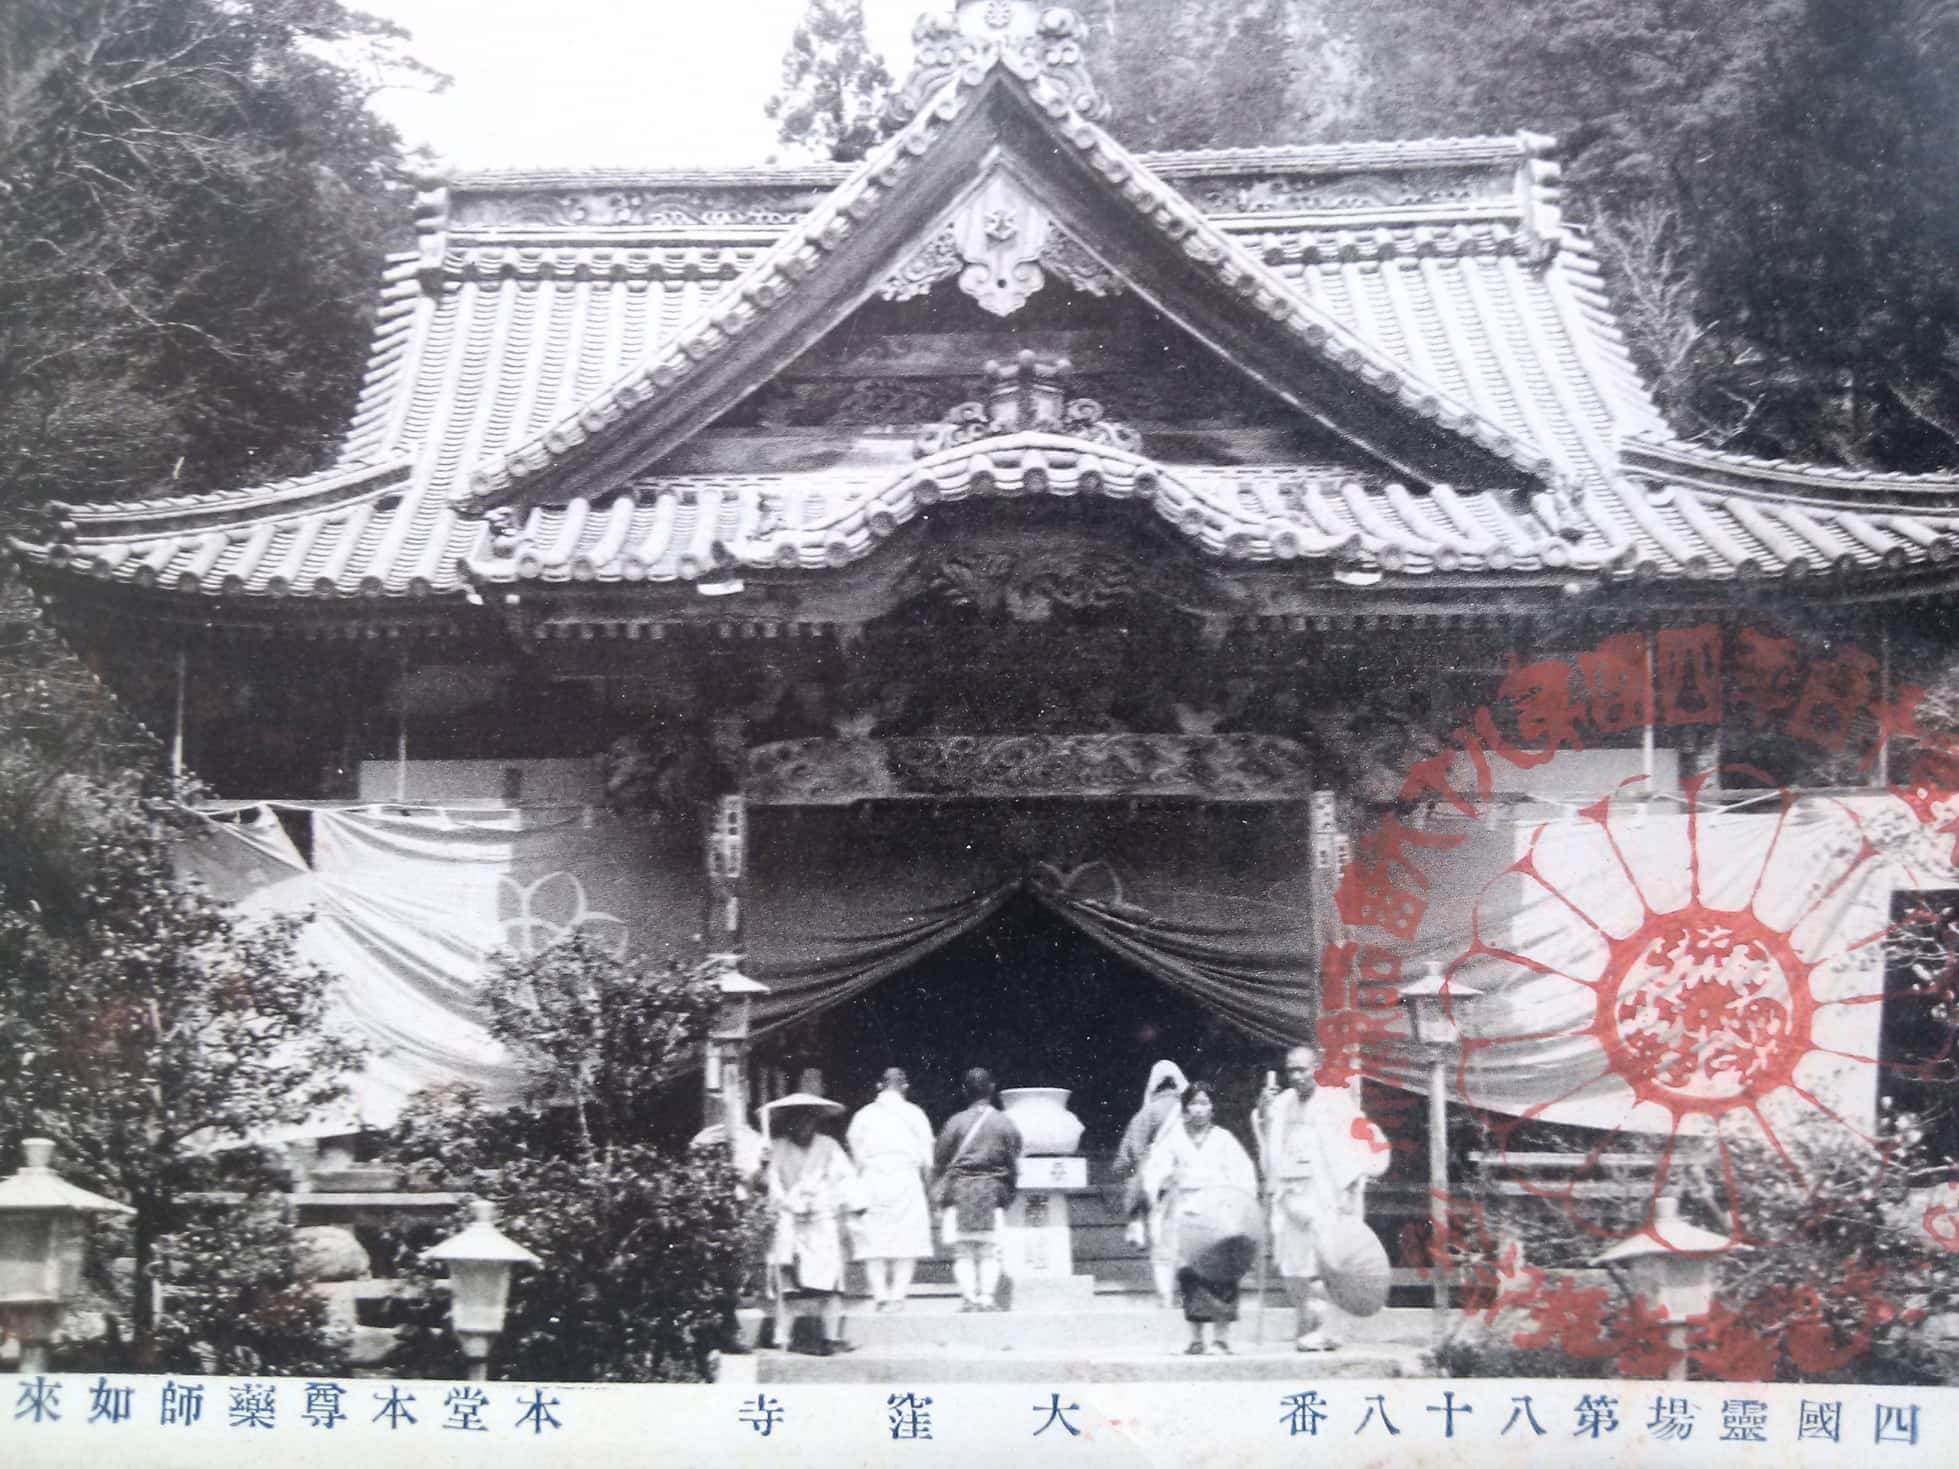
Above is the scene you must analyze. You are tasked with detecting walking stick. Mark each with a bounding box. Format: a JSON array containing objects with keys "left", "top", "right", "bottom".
[
  {"left": 1252, "top": 1088, "right": 1272, "bottom": 1346},
  {"left": 759, "top": 1101, "right": 780, "bottom": 1327},
  {"left": 1254, "top": 1181, "right": 1272, "bottom": 1345}
]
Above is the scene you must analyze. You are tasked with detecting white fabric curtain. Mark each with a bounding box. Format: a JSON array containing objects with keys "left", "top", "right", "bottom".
[
  {"left": 1347, "top": 788, "right": 1953, "bottom": 1137},
  {"left": 179, "top": 803, "right": 705, "bottom": 1128}
]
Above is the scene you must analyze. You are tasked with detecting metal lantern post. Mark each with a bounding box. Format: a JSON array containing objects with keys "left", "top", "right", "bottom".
[
  {"left": 1595, "top": 1194, "right": 1738, "bottom": 1381},
  {"left": 422, "top": 1201, "right": 540, "bottom": 1382},
  {"left": 0, "top": 1139, "right": 135, "bottom": 1374},
  {"left": 1399, "top": 962, "right": 1480, "bottom": 1343}
]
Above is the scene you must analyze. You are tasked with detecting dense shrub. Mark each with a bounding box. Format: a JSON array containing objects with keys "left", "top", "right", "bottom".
[
  {"left": 375, "top": 940, "right": 762, "bottom": 1382},
  {"left": 395, "top": 1145, "right": 750, "bottom": 1382},
  {"left": 1430, "top": 1111, "right": 1959, "bottom": 1384},
  {"left": 51, "top": 1159, "right": 349, "bottom": 1376}
]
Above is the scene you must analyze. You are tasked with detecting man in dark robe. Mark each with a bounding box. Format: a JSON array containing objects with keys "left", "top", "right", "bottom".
[{"left": 931, "top": 1067, "right": 1023, "bottom": 1312}]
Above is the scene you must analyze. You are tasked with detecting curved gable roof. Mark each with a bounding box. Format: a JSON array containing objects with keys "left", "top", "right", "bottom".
[
  {"left": 454, "top": 53, "right": 1548, "bottom": 515},
  {"left": 13, "top": 58, "right": 1959, "bottom": 611}
]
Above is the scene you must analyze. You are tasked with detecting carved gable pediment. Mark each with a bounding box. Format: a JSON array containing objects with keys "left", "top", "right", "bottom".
[
  {"left": 881, "top": 170, "right": 1122, "bottom": 316},
  {"left": 458, "top": 57, "right": 1551, "bottom": 518}
]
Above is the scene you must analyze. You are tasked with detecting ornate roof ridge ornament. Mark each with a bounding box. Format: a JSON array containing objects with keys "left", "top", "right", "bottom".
[
  {"left": 915, "top": 351, "right": 1140, "bottom": 457},
  {"left": 888, "top": 2, "right": 1109, "bottom": 130}
]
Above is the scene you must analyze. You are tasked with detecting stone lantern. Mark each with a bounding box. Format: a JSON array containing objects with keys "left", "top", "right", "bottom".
[
  {"left": 707, "top": 959, "right": 770, "bottom": 1136},
  {"left": 0, "top": 1138, "right": 135, "bottom": 1374},
  {"left": 1398, "top": 961, "right": 1480, "bottom": 1341},
  {"left": 422, "top": 1200, "right": 540, "bottom": 1382},
  {"left": 1595, "top": 1194, "right": 1739, "bottom": 1381}
]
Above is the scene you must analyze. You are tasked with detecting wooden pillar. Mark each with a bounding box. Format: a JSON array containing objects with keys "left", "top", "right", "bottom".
[
  {"left": 1311, "top": 788, "right": 1365, "bottom": 1110},
  {"left": 1641, "top": 630, "right": 1656, "bottom": 784},
  {"left": 704, "top": 792, "right": 749, "bottom": 1130},
  {"left": 1308, "top": 789, "right": 1341, "bottom": 967},
  {"left": 1421, "top": 1046, "right": 1448, "bottom": 1341},
  {"left": 393, "top": 648, "right": 410, "bottom": 802},
  {"left": 706, "top": 792, "right": 747, "bottom": 951},
  {"left": 329, "top": 664, "right": 362, "bottom": 800},
  {"left": 1878, "top": 619, "right": 1893, "bottom": 787},
  {"left": 1677, "top": 621, "right": 1725, "bottom": 788},
  {"left": 170, "top": 645, "right": 188, "bottom": 780}
]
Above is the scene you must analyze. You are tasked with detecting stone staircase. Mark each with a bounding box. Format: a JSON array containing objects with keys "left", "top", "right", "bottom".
[
  {"left": 905, "top": 1152, "right": 1151, "bottom": 1295},
  {"left": 732, "top": 1296, "right": 1431, "bottom": 1384},
  {"left": 729, "top": 1156, "right": 1432, "bottom": 1384}
]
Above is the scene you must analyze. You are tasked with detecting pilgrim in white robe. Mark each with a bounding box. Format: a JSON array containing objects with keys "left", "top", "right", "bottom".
[
  {"left": 845, "top": 1088, "right": 934, "bottom": 1261},
  {"left": 1259, "top": 1086, "right": 1389, "bottom": 1281},
  {"left": 1143, "top": 1118, "right": 1261, "bottom": 1321},
  {"left": 766, "top": 1132, "right": 862, "bottom": 1295}
]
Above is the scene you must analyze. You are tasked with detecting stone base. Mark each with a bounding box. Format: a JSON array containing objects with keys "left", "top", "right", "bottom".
[{"left": 1003, "top": 1187, "right": 1085, "bottom": 1282}]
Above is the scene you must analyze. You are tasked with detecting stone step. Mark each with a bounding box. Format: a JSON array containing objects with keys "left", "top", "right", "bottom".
[
  {"left": 883, "top": 1272, "right": 1157, "bottom": 1295},
  {"left": 746, "top": 1341, "right": 1426, "bottom": 1385},
  {"left": 900, "top": 1256, "right": 1155, "bottom": 1288},
  {"left": 738, "top": 1303, "right": 1430, "bottom": 1354}
]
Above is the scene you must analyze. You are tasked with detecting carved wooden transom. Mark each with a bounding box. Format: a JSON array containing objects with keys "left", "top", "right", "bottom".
[{"left": 913, "top": 352, "right": 1140, "bottom": 456}]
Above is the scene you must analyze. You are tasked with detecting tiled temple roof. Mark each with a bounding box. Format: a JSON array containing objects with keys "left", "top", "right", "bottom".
[
  {"left": 461, "top": 452, "right": 1614, "bottom": 588},
  {"left": 14, "top": 56, "right": 1959, "bottom": 610},
  {"left": 447, "top": 62, "right": 1545, "bottom": 512}
]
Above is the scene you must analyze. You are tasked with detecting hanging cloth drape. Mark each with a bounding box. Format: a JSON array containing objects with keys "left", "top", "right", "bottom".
[
  {"left": 742, "top": 802, "right": 1317, "bottom": 1041},
  {"left": 1337, "top": 790, "right": 1932, "bottom": 1135},
  {"left": 739, "top": 804, "right": 1019, "bottom": 1033},
  {"left": 176, "top": 802, "right": 706, "bottom": 1127},
  {"left": 1026, "top": 830, "right": 1316, "bottom": 1049},
  {"left": 742, "top": 788, "right": 1925, "bottom": 1138}
]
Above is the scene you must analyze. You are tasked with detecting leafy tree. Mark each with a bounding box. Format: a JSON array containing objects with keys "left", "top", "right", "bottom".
[
  {"left": 1431, "top": 1112, "right": 1959, "bottom": 1383},
  {"left": 0, "top": 700, "right": 363, "bottom": 1361},
  {"left": 0, "top": 1, "right": 417, "bottom": 1362},
  {"left": 476, "top": 932, "right": 721, "bottom": 1165},
  {"left": 765, "top": 0, "right": 892, "bottom": 163},
  {"left": 0, "top": 589, "right": 156, "bottom": 789},
  {"left": 1330, "top": 0, "right": 1959, "bottom": 469},
  {"left": 0, "top": 0, "right": 437, "bottom": 519},
  {"left": 1078, "top": 0, "right": 1366, "bottom": 148},
  {"left": 1333, "top": 0, "right": 1793, "bottom": 210},
  {"left": 59, "top": 1185, "right": 352, "bottom": 1375},
  {"left": 380, "top": 938, "right": 758, "bottom": 1382},
  {"left": 1690, "top": 0, "right": 1959, "bottom": 469}
]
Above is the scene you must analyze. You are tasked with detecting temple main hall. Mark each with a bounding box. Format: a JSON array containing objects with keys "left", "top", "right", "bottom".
[{"left": 14, "top": 2, "right": 1959, "bottom": 1372}]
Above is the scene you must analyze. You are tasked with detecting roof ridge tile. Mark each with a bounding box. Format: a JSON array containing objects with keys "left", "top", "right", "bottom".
[
  {"left": 1623, "top": 435, "right": 1959, "bottom": 504},
  {"left": 443, "top": 133, "right": 1548, "bottom": 194}
]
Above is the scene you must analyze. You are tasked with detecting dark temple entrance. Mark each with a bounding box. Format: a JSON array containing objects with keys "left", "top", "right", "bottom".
[{"left": 778, "top": 893, "right": 1272, "bottom": 1152}]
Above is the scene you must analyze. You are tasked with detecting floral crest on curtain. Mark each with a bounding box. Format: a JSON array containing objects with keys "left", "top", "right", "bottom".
[{"left": 496, "top": 871, "right": 631, "bottom": 960}]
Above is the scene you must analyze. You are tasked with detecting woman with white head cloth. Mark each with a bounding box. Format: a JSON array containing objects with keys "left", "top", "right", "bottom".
[{"left": 1111, "top": 1059, "right": 1189, "bottom": 1308}]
